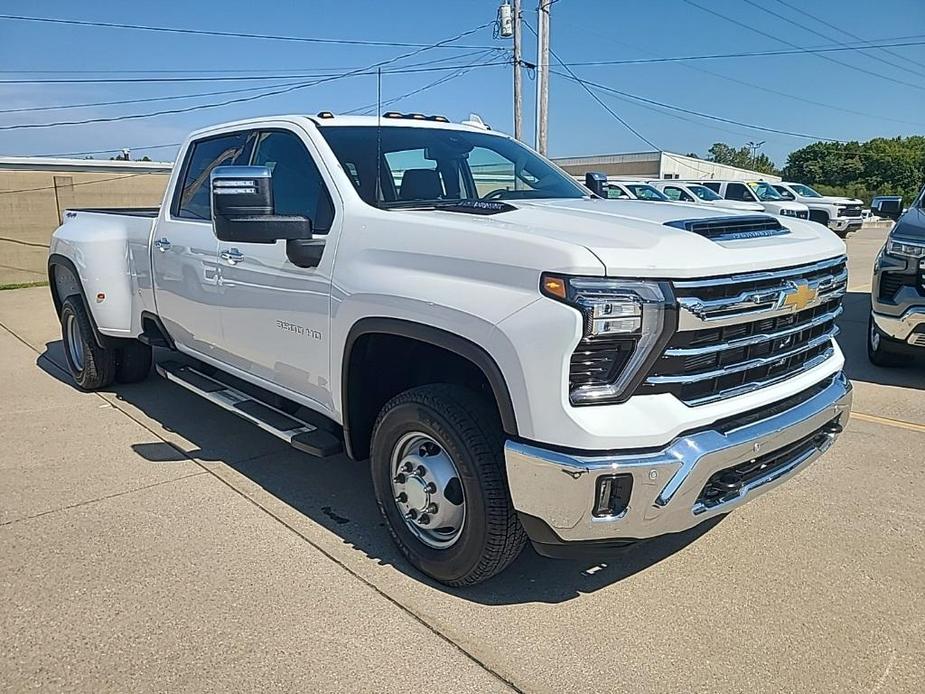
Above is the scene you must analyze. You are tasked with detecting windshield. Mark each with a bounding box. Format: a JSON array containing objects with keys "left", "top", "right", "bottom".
[
  {"left": 772, "top": 185, "right": 795, "bottom": 200},
  {"left": 790, "top": 183, "right": 822, "bottom": 198},
  {"left": 318, "top": 125, "right": 587, "bottom": 208},
  {"left": 747, "top": 181, "right": 784, "bottom": 201},
  {"left": 687, "top": 184, "right": 722, "bottom": 201},
  {"left": 624, "top": 183, "right": 669, "bottom": 201}
]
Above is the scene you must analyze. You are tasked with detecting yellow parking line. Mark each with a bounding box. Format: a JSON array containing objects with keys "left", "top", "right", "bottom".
[
  {"left": 847, "top": 284, "right": 871, "bottom": 292},
  {"left": 852, "top": 411, "right": 925, "bottom": 434}
]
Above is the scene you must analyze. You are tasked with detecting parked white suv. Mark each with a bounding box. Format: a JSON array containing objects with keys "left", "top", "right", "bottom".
[
  {"left": 650, "top": 181, "right": 764, "bottom": 212},
  {"left": 47, "top": 112, "right": 851, "bottom": 585},
  {"left": 701, "top": 180, "right": 809, "bottom": 219},
  {"left": 772, "top": 182, "right": 864, "bottom": 237}
]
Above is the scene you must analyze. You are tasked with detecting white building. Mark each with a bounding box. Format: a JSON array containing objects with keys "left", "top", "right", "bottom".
[{"left": 552, "top": 150, "right": 781, "bottom": 183}]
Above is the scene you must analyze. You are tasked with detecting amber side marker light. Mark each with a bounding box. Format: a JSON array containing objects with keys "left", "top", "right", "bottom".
[{"left": 542, "top": 275, "right": 567, "bottom": 300}]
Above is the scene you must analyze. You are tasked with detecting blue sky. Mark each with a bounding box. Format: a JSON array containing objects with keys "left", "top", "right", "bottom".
[{"left": 0, "top": 0, "right": 923, "bottom": 166}]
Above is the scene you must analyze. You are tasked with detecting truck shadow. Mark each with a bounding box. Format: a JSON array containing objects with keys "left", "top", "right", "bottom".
[
  {"left": 838, "top": 291, "right": 925, "bottom": 390},
  {"left": 37, "top": 340, "right": 719, "bottom": 605}
]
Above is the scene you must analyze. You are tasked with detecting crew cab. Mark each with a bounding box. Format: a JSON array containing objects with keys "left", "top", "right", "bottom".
[
  {"left": 48, "top": 112, "right": 851, "bottom": 586},
  {"left": 868, "top": 188, "right": 925, "bottom": 365},
  {"left": 648, "top": 180, "right": 764, "bottom": 212},
  {"left": 700, "top": 180, "right": 810, "bottom": 219},
  {"left": 772, "top": 182, "right": 864, "bottom": 237}
]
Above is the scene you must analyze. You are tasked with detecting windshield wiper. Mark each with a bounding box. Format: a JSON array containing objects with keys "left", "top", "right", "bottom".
[{"left": 380, "top": 199, "right": 516, "bottom": 215}]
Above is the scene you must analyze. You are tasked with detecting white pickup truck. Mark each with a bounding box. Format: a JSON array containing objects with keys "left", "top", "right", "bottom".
[
  {"left": 48, "top": 112, "right": 852, "bottom": 586},
  {"left": 772, "top": 182, "right": 864, "bottom": 237}
]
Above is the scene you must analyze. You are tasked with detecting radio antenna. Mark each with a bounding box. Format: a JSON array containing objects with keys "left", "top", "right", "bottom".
[{"left": 374, "top": 67, "right": 383, "bottom": 209}]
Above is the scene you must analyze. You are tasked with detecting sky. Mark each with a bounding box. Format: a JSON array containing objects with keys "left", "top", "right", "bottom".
[{"left": 0, "top": 0, "right": 923, "bottom": 167}]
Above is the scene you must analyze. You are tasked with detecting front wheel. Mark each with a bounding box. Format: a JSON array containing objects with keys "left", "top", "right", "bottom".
[
  {"left": 370, "top": 384, "right": 526, "bottom": 586},
  {"left": 868, "top": 313, "right": 908, "bottom": 367}
]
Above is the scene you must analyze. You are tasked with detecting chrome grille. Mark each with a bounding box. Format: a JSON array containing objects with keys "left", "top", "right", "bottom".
[
  {"left": 838, "top": 205, "right": 862, "bottom": 218},
  {"left": 639, "top": 256, "right": 847, "bottom": 405}
]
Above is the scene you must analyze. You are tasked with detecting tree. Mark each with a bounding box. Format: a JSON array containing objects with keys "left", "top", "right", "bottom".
[
  {"left": 706, "top": 142, "right": 779, "bottom": 175},
  {"left": 783, "top": 136, "right": 925, "bottom": 203}
]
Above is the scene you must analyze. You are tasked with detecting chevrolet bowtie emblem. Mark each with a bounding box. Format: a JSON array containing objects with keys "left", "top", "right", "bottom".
[{"left": 781, "top": 281, "right": 817, "bottom": 311}]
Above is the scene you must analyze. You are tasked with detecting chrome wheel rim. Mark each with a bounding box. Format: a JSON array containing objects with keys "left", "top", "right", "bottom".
[
  {"left": 390, "top": 432, "right": 465, "bottom": 550},
  {"left": 870, "top": 319, "right": 881, "bottom": 351},
  {"left": 65, "top": 313, "right": 85, "bottom": 370}
]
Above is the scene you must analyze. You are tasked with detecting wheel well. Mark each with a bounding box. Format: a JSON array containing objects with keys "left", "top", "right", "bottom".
[
  {"left": 808, "top": 209, "right": 829, "bottom": 225},
  {"left": 343, "top": 330, "right": 514, "bottom": 461},
  {"left": 48, "top": 260, "right": 83, "bottom": 317}
]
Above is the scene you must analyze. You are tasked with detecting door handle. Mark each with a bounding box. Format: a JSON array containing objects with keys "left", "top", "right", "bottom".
[
  {"left": 220, "top": 248, "right": 245, "bottom": 264},
  {"left": 154, "top": 237, "right": 171, "bottom": 252}
]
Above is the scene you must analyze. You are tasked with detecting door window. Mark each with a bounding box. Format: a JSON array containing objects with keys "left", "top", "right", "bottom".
[
  {"left": 726, "top": 183, "right": 756, "bottom": 202},
  {"left": 251, "top": 131, "right": 336, "bottom": 232},
  {"left": 175, "top": 132, "right": 253, "bottom": 220},
  {"left": 663, "top": 186, "right": 694, "bottom": 202}
]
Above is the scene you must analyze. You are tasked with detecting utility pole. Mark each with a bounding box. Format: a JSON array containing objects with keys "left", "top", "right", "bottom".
[
  {"left": 535, "top": 0, "right": 551, "bottom": 155},
  {"left": 512, "top": 0, "right": 523, "bottom": 142}
]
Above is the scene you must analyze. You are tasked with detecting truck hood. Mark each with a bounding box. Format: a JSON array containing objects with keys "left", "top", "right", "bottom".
[
  {"left": 893, "top": 206, "right": 925, "bottom": 242},
  {"left": 471, "top": 198, "right": 845, "bottom": 278},
  {"left": 818, "top": 195, "right": 863, "bottom": 206}
]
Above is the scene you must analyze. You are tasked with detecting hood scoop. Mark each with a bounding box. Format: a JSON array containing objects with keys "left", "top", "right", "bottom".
[{"left": 664, "top": 215, "right": 790, "bottom": 242}]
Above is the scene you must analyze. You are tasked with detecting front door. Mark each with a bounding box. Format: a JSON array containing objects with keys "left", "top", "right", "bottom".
[
  {"left": 216, "top": 128, "right": 337, "bottom": 411},
  {"left": 152, "top": 131, "right": 254, "bottom": 355}
]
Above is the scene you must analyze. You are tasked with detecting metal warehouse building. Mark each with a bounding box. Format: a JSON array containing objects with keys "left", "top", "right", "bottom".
[
  {"left": 0, "top": 157, "right": 172, "bottom": 285},
  {"left": 552, "top": 150, "right": 781, "bottom": 183}
]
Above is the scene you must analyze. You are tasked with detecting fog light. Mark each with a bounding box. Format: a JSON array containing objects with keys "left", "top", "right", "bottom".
[{"left": 592, "top": 474, "right": 633, "bottom": 517}]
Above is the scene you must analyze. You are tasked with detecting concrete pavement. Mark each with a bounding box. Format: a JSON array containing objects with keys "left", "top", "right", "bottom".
[{"left": 1, "top": 224, "right": 923, "bottom": 692}]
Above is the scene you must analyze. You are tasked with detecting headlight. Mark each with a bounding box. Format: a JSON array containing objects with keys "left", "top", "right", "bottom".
[
  {"left": 886, "top": 238, "right": 925, "bottom": 259},
  {"left": 541, "top": 275, "right": 675, "bottom": 405},
  {"left": 780, "top": 208, "right": 800, "bottom": 217}
]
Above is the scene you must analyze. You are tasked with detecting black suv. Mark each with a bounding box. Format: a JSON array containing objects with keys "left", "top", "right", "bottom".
[{"left": 868, "top": 187, "right": 925, "bottom": 365}]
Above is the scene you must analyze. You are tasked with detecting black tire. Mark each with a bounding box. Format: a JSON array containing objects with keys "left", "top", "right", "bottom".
[
  {"left": 60, "top": 295, "right": 116, "bottom": 390},
  {"left": 868, "top": 312, "right": 908, "bottom": 367},
  {"left": 115, "top": 339, "right": 152, "bottom": 383},
  {"left": 370, "top": 384, "right": 526, "bottom": 587}
]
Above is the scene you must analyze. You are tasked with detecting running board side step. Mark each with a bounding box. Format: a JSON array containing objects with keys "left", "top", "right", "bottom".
[{"left": 155, "top": 361, "right": 342, "bottom": 457}]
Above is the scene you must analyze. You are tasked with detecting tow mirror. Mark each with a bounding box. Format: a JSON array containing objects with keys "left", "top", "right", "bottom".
[
  {"left": 584, "top": 171, "right": 608, "bottom": 198},
  {"left": 210, "top": 166, "right": 312, "bottom": 244},
  {"left": 871, "top": 196, "right": 903, "bottom": 221}
]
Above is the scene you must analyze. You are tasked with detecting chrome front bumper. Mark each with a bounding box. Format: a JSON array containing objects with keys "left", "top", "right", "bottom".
[
  {"left": 872, "top": 308, "right": 925, "bottom": 343},
  {"left": 829, "top": 217, "right": 863, "bottom": 232},
  {"left": 505, "top": 373, "right": 852, "bottom": 544}
]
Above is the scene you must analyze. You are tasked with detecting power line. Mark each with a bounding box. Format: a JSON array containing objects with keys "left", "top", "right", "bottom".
[
  {"left": 32, "top": 53, "right": 510, "bottom": 158},
  {"left": 0, "top": 50, "right": 497, "bottom": 115},
  {"left": 0, "top": 173, "right": 158, "bottom": 196},
  {"left": 0, "top": 51, "right": 505, "bottom": 75},
  {"left": 744, "top": 0, "right": 925, "bottom": 79},
  {"left": 522, "top": 21, "right": 722, "bottom": 180},
  {"left": 772, "top": 0, "right": 925, "bottom": 72},
  {"left": 0, "top": 61, "right": 506, "bottom": 85},
  {"left": 2, "top": 36, "right": 923, "bottom": 88},
  {"left": 0, "top": 22, "right": 499, "bottom": 131},
  {"left": 551, "top": 70, "right": 848, "bottom": 142},
  {"left": 552, "top": 17, "right": 925, "bottom": 129},
  {"left": 683, "top": 0, "right": 925, "bottom": 93},
  {"left": 0, "top": 13, "right": 499, "bottom": 50}
]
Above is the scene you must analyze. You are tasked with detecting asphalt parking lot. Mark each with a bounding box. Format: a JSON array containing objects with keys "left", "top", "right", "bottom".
[{"left": 1, "top": 224, "right": 923, "bottom": 693}]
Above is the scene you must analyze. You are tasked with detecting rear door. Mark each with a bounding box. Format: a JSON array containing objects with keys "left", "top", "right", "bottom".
[
  {"left": 216, "top": 127, "right": 339, "bottom": 411},
  {"left": 153, "top": 130, "right": 254, "bottom": 354}
]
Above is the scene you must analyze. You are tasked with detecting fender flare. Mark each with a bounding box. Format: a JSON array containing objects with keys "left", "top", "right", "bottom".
[
  {"left": 342, "top": 317, "right": 520, "bottom": 453},
  {"left": 47, "top": 253, "right": 111, "bottom": 349}
]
